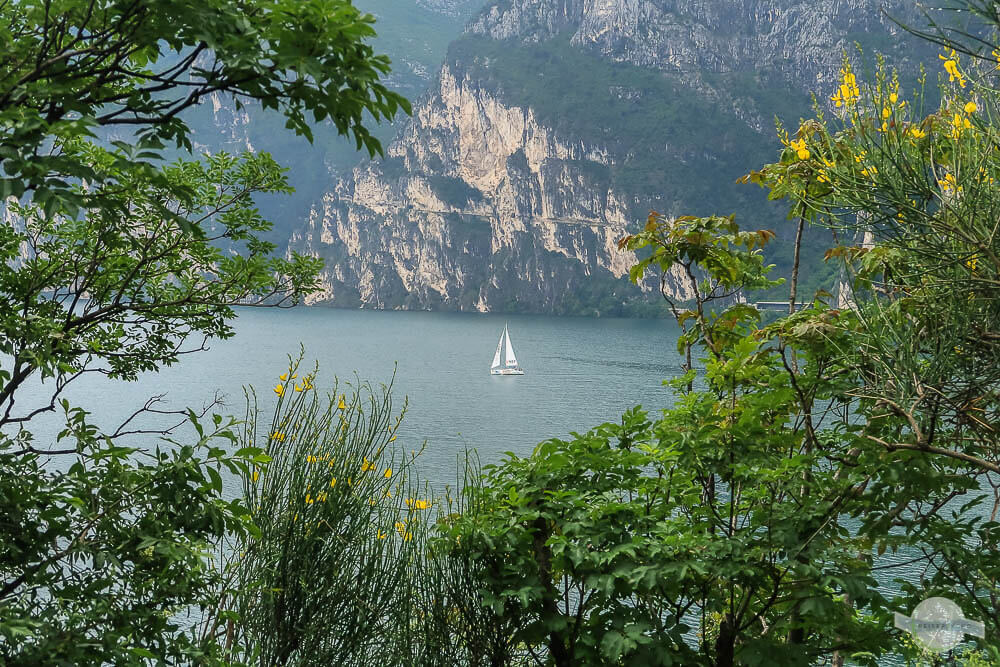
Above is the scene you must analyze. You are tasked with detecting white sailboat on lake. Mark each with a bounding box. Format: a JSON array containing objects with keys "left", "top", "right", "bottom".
[{"left": 490, "top": 323, "right": 525, "bottom": 375}]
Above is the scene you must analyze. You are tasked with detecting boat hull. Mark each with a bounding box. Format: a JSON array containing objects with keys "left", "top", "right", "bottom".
[{"left": 490, "top": 368, "right": 525, "bottom": 376}]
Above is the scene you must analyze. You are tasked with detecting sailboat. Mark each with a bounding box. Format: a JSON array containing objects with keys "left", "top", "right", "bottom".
[{"left": 490, "top": 323, "right": 525, "bottom": 375}]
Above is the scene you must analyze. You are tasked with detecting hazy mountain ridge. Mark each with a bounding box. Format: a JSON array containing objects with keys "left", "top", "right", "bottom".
[{"left": 290, "top": 0, "right": 937, "bottom": 315}]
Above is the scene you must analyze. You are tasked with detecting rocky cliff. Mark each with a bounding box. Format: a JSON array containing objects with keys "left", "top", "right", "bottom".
[{"left": 291, "top": 0, "right": 935, "bottom": 315}]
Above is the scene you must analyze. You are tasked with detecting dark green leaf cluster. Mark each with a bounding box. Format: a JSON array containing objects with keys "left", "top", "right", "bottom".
[
  {"left": 0, "top": 406, "right": 261, "bottom": 665},
  {"left": 0, "top": 0, "right": 410, "bottom": 209}
]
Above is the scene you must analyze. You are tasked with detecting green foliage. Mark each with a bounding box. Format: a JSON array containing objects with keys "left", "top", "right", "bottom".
[
  {"left": 0, "top": 0, "right": 411, "bottom": 212},
  {"left": 740, "top": 46, "right": 1000, "bottom": 654},
  {"left": 0, "top": 1, "right": 405, "bottom": 662},
  {"left": 0, "top": 406, "right": 262, "bottom": 665},
  {"left": 431, "top": 210, "right": 897, "bottom": 665},
  {"left": 0, "top": 149, "right": 320, "bottom": 393},
  {"left": 428, "top": 36, "right": 1000, "bottom": 663}
]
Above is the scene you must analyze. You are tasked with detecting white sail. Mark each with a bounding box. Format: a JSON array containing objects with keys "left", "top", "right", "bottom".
[
  {"left": 503, "top": 326, "right": 518, "bottom": 367},
  {"left": 489, "top": 324, "right": 525, "bottom": 375},
  {"left": 491, "top": 331, "right": 503, "bottom": 369}
]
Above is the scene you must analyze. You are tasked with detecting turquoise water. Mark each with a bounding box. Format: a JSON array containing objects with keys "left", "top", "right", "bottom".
[{"left": 20, "top": 307, "right": 680, "bottom": 486}]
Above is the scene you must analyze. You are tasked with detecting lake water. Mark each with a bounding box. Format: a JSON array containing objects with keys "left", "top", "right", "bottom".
[{"left": 21, "top": 307, "right": 681, "bottom": 487}]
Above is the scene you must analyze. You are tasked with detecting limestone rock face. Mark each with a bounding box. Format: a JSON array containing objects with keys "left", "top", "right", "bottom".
[{"left": 290, "top": 0, "right": 931, "bottom": 314}]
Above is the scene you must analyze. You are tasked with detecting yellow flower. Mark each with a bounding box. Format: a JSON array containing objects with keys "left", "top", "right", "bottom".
[
  {"left": 361, "top": 457, "right": 375, "bottom": 472},
  {"left": 306, "top": 493, "right": 314, "bottom": 504},
  {"left": 280, "top": 373, "right": 288, "bottom": 381},
  {"left": 330, "top": 476, "right": 337, "bottom": 488},
  {"left": 389, "top": 434, "right": 396, "bottom": 442},
  {"left": 940, "top": 50, "right": 966, "bottom": 88},
  {"left": 384, "top": 468, "right": 392, "bottom": 479},
  {"left": 817, "top": 169, "right": 829, "bottom": 184},
  {"left": 889, "top": 92, "right": 898, "bottom": 104},
  {"left": 295, "top": 384, "right": 303, "bottom": 392},
  {"left": 369, "top": 497, "right": 376, "bottom": 506},
  {"left": 789, "top": 137, "right": 809, "bottom": 160},
  {"left": 338, "top": 396, "right": 346, "bottom": 410},
  {"left": 273, "top": 384, "right": 284, "bottom": 397},
  {"left": 939, "top": 173, "right": 960, "bottom": 192},
  {"left": 832, "top": 66, "right": 861, "bottom": 107},
  {"left": 910, "top": 126, "right": 926, "bottom": 140},
  {"left": 377, "top": 530, "right": 388, "bottom": 540},
  {"left": 965, "top": 101, "right": 977, "bottom": 114},
  {"left": 252, "top": 469, "right": 260, "bottom": 483},
  {"left": 406, "top": 498, "right": 431, "bottom": 510},
  {"left": 882, "top": 106, "right": 891, "bottom": 119},
  {"left": 967, "top": 255, "right": 979, "bottom": 272},
  {"left": 271, "top": 432, "right": 285, "bottom": 442},
  {"left": 394, "top": 521, "right": 413, "bottom": 541}
]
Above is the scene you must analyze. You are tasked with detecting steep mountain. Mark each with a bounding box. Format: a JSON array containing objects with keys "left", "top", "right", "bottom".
[{"left": 291, "top": 0, "right": 938, "bottom": 315}]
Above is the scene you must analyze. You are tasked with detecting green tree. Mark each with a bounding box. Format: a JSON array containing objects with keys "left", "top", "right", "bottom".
[
  {"left": 430, "top": 14, "right": 1000, "bottom": 667},
  {"left": 741, "top": 43, "right": 1000, "bottom": 659},
  {"left": 0, "top": 1, "right": 408, "bottom": 662},
  {"left": 429, "top": 214, "right": 890, "bottom": 666},
  {"left": 0, "top": 0, "right": 409, "bottom": 216}
]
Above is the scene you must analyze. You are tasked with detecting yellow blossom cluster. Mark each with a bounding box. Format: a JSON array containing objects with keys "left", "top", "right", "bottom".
[
  {"left": 305, "top": 490, "right": 329, "bottom": 504},
  {"left": 949, "top": 109, "right": 973, "bottom": 140},
  {"left": 789, "top": 137, "right": 810, "bottom": 161},
  {"left": 938, "top": 172, "right": 960, "bottom": 193},
  {"left": 395, "top": 520, "right": 413, "bottom": 541},
  {"left": 831, "top": 66, "right": 860, "bottom": 108},
  {"left": 405, "top": 498, "right": 431, "bottom": 510},
  {"left": 940, "top": 50, "right": 966, "bottom": 88}
]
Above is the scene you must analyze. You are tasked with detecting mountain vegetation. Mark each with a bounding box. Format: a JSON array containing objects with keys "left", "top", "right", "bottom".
[{"left": 290, "top": 0, "right": 942, "bottom": 315}]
